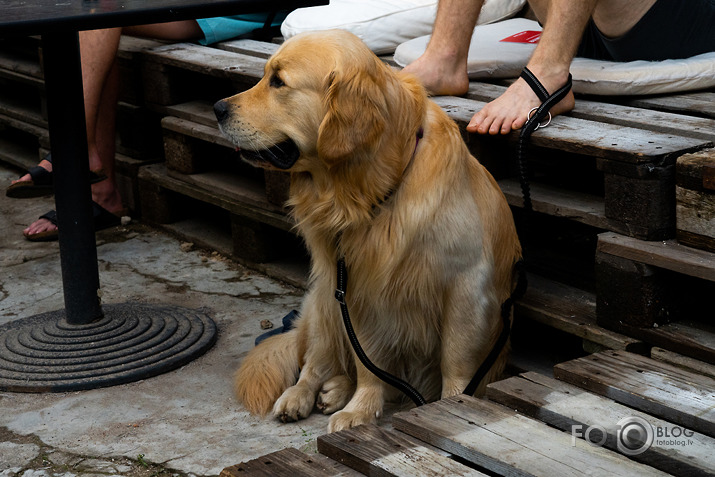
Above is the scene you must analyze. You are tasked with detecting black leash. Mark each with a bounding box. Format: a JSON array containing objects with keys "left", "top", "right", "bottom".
[
  {"left": 516, "top": 67, "right": 573, "bottom": 212},
  {"left": 336, "top": 257, "right": 527, "bottom": 406},
  {"left": 336, "top": 258, "right": 427, "bottom": 407}
]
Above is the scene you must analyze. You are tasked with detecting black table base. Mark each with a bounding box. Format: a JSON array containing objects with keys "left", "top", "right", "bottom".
[
  {"left": 0, "top": 0, "right": 325, "bottom": 393},
  {"left": 0, "top": 303, "right": 217, "bottom": 392}
]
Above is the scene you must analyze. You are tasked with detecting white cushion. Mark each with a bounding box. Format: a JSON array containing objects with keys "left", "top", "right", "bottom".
[
  {"left": 394, "top": 17, "right": 538, "bottom": 77},
  {"left": 394, "top": 18, "right": 715, "bottom": 95},
  {"left": 280, "top": 0, "right": 526, "bottom": 55},
  {"left": 571, "top": 53, "right": 715, "bottom": 95}
]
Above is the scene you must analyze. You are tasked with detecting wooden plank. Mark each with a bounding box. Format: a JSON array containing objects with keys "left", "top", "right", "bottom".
[
  {"left": 632, "top": 321, "right": 715, "bottom": 365},
  {"left": 220, "top": 447, "right": 362, "bottom": 477},
  {"left": 433, "top": 96, "right": 710, "bottom": 164},
  {"left": 499, "top": 178, "right": 608, "bottom": 229},
  {"left": 651, "top": 347, "right": 715, "bottom": 381},
  {"left": 162, "top": 115, "right": 234, "bottom": 149},
  {"left": 597, "top": 232, "right": 715, "bottom": 282},
  {"left": 141, "top": 41, "right": 267, "bottom": 82},
  {"left": 215, "top": 38, "right": 280, "bottom": 59},
  {"left": 625, "top": 91, "right": 715, "bottom": 119},
  {"left": 318, "top": 425, "right": 486, "bottom": 476},
  {"left": 392, "top": 395, "right": 669, "bottom": 476},
  {"left": 137, "top": 163, "right": 293, "bottom": 232},
  {"left": 677, "top": 186, "right": 715, "bottom": 252},
  {"left": 487, "top": 372, "right": 715, "bottom": 477},
  {"left": 465, "top": 82, "right": 715, "bottom": 142},
  {"left": 515, "top": 274, "right": 647, "bottom": 353},
  {"left": 553, "top": 350, "right": 715, "bottom": 437},
  {"left": 0, "top": 49, "right": 43, "bottom": 84},
  {"left": 162, "top": 100, "right": 217, "bottom": 128}
]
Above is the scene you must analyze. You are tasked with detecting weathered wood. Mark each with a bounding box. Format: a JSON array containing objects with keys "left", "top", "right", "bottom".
[
  {"left": 597, "top": 232, "right": 715, "bottom": 281},
  {"left": 220, "top": 447, "right": 361, "bottom": 477},
  {"left": 515, "top": 273, "right": 647, "bottom": 353},
  {"left": 676, "top": 149, "right": 715, "bottom": 252},
  {"left": 139, "top": 163, "right": 292, "bottom": 232},
  {"left": 599, "top": 161, "right": 676, "bottom": 240},
  {"left": 595, "top": 250, "right": 675, "bottom": 329},
  {"left": 317, "top": 424, "right": 486, "bottom": 476},
  {"left": 465, "top": 82, "right": 715, "bottom": 142},
  {"left": 498, "top": 178, "right": 608, "bottom": 229},
  {"left": 215, "top": 38, "right": 280, "bottom": 59},
  {"left": 625, "top": 91, "right": 715, "bottom": 119},
  {"left": 139, "top": 41, "right": 266, "bottom": 101},
  {"left": 651, "top": 347, "right": 715, "bottom": 381},
  {"left": 487, "top": 372, "right": 715, "bottom": 477},
  {"left": 629, "top": 320, "right": 715, "bottom": 365},
  {"left": 0, "top": 93, "right": 46, "bottom": 128},
  {"left": 432, "top": 96, "right": 710, "bottom": 164},
  {"left": 0, "top": 49, "right": 43, "bottom": 85},
  {"left": 677, "top": 187, "right": 715, "bottom": 253},
  {"left": 392, "top": 394, "right": 669, "bottom": 476},
  {"left": 553, "top": 350, "right": 715, "bottom": 437}
]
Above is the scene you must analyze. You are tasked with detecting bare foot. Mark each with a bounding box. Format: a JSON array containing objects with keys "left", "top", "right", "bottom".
[
  {"left": 12, "top": 158, "right": 52, "bottom": 185},
  {"left": 468, "top": 68, "right": 575, "bottom": 135},
  {"left": 402, "top": 53, "right": 469, "bottom": 97}
]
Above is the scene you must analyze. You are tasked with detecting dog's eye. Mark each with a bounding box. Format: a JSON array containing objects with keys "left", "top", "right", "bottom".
[{"left": 269, "top": 73, "right": 285, "bottom": 88}]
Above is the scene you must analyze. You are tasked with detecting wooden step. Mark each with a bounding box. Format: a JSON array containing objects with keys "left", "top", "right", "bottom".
[
  {"left": 318, "top": 425, "right": 487, "bottom": 476},
  {"left": 220, "top": 447, "right": 361, "bottom": 477},
  {"left": 515, "top": 273, "right": 647, "bottom": 354},
  {"left": 595, "top": 231, "right": 715, "bottom": 361},
  {"left": 465, "top": 82, "right": 715, "bottom": 142},
  {"left": 553, "top": 350, "right": 715, "bottom": 437},
  {"left": 487, "top": 371, "right": 715, "bottom": 477},
  {"left": 676, "top": 148, "right": 715, "bottom": 253},
  {"left": 650, "top": 347, "right": 715, "bottom": 381},
  {"left": 625, "top": 90, "right": 715, "bottom": 120},
  {"left": 392, "top": 394, "right": 669, "bottom": 476}
]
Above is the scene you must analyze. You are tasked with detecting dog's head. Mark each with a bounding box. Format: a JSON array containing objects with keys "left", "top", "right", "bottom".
[{"left": 214, "top": 30, "right": 425, "bottom": 174}]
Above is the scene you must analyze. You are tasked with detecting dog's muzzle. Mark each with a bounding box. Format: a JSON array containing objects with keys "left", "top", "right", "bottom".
[{"left": 214, "top": 100, "right": 301, "bottom": 170}]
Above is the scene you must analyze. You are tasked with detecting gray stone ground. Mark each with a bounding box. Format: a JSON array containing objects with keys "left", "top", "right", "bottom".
[{"left": 0, "top": 165, "right": 335, "bottom": 477}]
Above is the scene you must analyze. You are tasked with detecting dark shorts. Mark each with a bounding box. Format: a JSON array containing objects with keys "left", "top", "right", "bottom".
[{"left": 577, "top": 0, "right": 715, "bottom": 61}]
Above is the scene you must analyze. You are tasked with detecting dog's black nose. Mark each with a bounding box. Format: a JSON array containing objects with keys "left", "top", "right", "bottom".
[{"left": 214, "top": 100, "right": 230, "bottom": 122}]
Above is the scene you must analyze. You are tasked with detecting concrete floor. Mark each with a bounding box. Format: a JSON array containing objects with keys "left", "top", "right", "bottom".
[{"left": 0, "top": 164, "right": 335, "bottom": 476}]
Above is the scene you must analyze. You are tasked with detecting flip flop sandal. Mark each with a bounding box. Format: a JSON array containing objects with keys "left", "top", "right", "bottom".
[
  {"left": 25, "top": 200, "right": 125, "bottom": 242},
  {"left": 6, "top": 153, "right": 108, "bottom": 199}
]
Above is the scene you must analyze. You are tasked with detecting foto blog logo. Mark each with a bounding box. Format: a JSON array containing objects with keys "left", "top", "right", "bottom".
[
  {"left": 571, "top": 416, "right": 654, "bottom": 456},
  {"left": 616, "top": 417, "right": 654, "bottom": 455}
]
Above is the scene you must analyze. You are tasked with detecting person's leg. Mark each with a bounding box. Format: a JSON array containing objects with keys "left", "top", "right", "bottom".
[
  {"left": 401, "top": 0, "right": 485, "bottom": 96},
  {"left": 469, "top": 0, "right": 658, "bottom": 135},
  {"left": 124, "top": 20, "right": 203, "bottom": 41},
  {"left": 24, "top": 28, "right": 124, "bottom": 238},
  {"left": 23, "top": 22, "right": 205, "bottom": 238}
]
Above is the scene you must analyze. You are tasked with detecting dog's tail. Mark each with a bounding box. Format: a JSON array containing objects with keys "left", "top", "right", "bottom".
[{"left": 233, "top": 329, "right": 300, "bottom": 416}]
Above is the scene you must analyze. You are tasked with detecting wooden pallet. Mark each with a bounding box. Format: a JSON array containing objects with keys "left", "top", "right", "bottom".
[
  {"left": 222, "top": 350, "right": 714, "bottom": 476},
  {"left": 595, "top": 231, "right": 715, "bottom": 363},
  {"left": 676, "top": 148, "right": 715, "bottom": 253}
]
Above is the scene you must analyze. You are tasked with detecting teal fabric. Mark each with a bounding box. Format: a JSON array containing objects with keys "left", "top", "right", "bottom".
[{"left": 196, "top": 12, "right": 289, "bottom": 45}]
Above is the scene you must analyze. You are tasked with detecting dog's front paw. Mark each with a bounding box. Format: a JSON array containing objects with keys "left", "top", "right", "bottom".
[
  {"left": 272, "top": 384, "right": 316, "bottom": 422},
  {"left": 317, "top": 375, "right": 354, "bottom": 414},
  {"left": 328, "top": 409, "right": 377, "bottom": 433}
]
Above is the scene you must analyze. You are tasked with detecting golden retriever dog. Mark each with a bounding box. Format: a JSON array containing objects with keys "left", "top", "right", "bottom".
[{"left": 214, "top": 29, "right": 522, "bottom": 433}]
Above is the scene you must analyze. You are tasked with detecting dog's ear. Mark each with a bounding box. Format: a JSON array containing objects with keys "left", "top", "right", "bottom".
[{"left": 317, "top": 63, "right": 388, "bottom": 166}]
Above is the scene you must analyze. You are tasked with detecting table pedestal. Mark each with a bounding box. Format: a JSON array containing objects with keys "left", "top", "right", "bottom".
[{"left": 0, "top": 32, "right": 217, "bottom": 392}]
